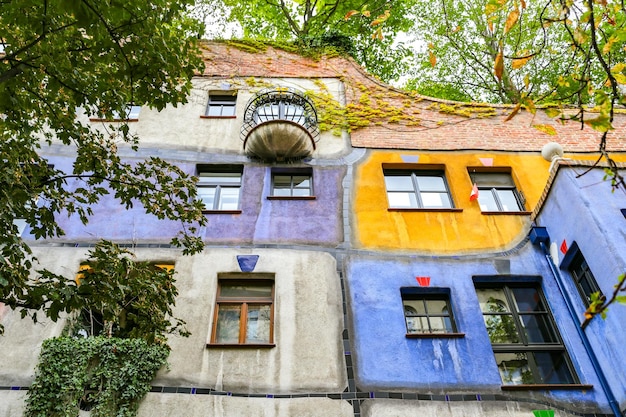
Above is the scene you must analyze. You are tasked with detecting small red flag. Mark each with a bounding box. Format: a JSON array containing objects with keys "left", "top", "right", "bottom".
[
  {"left": 560, "top": 240, "right": 568, "bottom": 254},
  {"left": 470, "top": 183, "right": 479, "bottom": 201}
]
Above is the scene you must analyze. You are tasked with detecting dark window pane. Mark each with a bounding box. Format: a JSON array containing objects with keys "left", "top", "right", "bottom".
[
  {"left": 220, "top": 284, "right": 273, "bottom": 298},
  {"left": 532, "top": 351, "right": 575, "bottom": 384},
  {"left": 512, "top": 288, "right": 546, "bottom": 313},
  {"left": 519, "top": 314, "right": 558, "bottom": 344}
]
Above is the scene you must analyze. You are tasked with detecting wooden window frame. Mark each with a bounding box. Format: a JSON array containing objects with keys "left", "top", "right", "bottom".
[{"left": 208, "top": 274, "right": 275, "bottom": 348}]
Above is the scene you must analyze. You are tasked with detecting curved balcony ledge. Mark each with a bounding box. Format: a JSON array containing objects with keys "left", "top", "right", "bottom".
[{"left": 240, "top": 88, "right": 320, "bottom": 162}]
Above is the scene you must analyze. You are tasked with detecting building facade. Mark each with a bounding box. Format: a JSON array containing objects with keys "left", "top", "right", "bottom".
[{"left": 1, "top": 41, "right": 625, "bottom": 417}]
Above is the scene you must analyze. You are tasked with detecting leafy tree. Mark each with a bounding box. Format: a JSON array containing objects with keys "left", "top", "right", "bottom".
[
  {"left": 212, "top": 0, "right": 417, "bottom": 82},
  {"left": 407, "top": 0, "right": 578, "bottom": 104},
  {"left": 0, "top": 0, "right": 206, "bottom": 332}
]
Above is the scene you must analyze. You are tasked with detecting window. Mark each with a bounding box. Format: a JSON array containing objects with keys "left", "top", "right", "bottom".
[
  {"left": 384, "top": 169, "right": 453, "bottom": 209},
  {"left": 270, "top": 168, "right": 313, "bottom": 198},
  {"left": 475, "top": 281, "right": 577, "bottom": 386},
  {"left": 205, "top": 93, "right": 237, "bottom": 117},
  {"left": 197, "top": 165, "right": 243, "bottom": 212},
  {"left": 561, "top": 243, "right": 603, "bottom": 307},
  {"left": 211, "top": 276, "right": 274, "bottom": 345},
  {"left": 90, "top": 105, "right": 141, "bottom": 121},
  {"left": 469, "top": 171, "right": 524, "bottom": 212},
  {"left": 401, "top": 288, "right": 461, "bottom": 337}
]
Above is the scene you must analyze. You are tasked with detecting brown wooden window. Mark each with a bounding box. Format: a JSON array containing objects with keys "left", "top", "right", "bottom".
[{"left": 211, "top": 276, "right": 275, "bottom": 346}]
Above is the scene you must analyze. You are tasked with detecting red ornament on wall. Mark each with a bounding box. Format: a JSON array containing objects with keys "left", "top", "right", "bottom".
[{"left": 416, "top": 276, "right": 431, "bottom": 287}]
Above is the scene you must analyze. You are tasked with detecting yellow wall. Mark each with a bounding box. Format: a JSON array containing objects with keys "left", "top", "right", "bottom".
[{"left": 352, "top": 150, "right": 624, "bottom": 254}]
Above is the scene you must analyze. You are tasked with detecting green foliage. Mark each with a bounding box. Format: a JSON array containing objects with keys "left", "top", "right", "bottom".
[
  {"left": 0, "top": 0, "right": 206, "bottom": 331},
  {"left": 404, "top": 79, "right": 474, "bottom": 102},
  {"left": 213, "top": 0, "right": 417, "bottom": 82},
  {"left": 29, "top": 241, "right": 189, "bottom": 343},
  {"left": 25, "top": 337, "right": 169, "bottom": 417}
]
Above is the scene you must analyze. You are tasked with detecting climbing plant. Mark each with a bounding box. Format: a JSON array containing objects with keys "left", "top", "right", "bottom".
[{"left": 25, "top": 337, "right": 169, "bottom": 417}]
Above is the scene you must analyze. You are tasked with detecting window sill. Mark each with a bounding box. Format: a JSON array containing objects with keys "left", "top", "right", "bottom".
[
  {"left": 406, "top": 333, "right": 465, "bottom": 339},
  {"left": 388, "top": 208, "right": 463, "bottom": 213},
  {"left": 267, "top": 196, "right": 316, "bottom": 200},
  {"left": 481, "top": 211, "right": 531, "bottom": 215},
  {"left": 206, "top": 343, "right": 275, "bottom": 348},
  {"left": 200, "top": 115, "right": 237, "bottom": 119},
  {"left": 202, "top": 210, "right": 242, "bottom": 214},
  {"left": 501, "top": 384, "right": 593, "bottom": 391}
]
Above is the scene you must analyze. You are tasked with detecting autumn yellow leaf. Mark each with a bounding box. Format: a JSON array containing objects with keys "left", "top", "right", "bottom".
[
  {"left": 544, "top": 107, "right": 561, "bottom": 118},
  {"left": 494, "top": 51, "right": 504, "bottom": 81},
  {"left": 614, "top": 73, "right": 626, "bottom": 84},
  {"left": 521, "top": 0, "right": 526, "bottom": 8},
  {"left": 512, "top": 56, "right": 532, "bottom": 69},
  {"left": 533, "top": 124, "right": 557, "bottom": 135},
  {"left": 504, "top": 103, "right": 521, "bottom": 122},
  {"left": 504, "top": 10, "right": 520, "bottom": 34},
  {"left": 429, "top": 51, "right": 437, "bottom": 67},
  {"left": 344, "top": 10, "right": 359, "bottom": 20}
]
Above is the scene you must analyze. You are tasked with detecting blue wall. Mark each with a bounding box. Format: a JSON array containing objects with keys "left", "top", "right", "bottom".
[
  {"left": 535, "top": 167, "right": 626, "bottom": 410},
  {"left": 345, "top": 242, "right": 612, "bottom": 412}
]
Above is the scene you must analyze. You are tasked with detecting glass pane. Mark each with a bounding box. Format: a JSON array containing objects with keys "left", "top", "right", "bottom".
[
  {"left": 292, "top": 176, "right": 310, "bottom": 189},
  {"left": 292, "top": 188, "right": 311, "bottom": 197},
  {"left": 429, "top": 316, "right": 453, "bottom": 333},
  {"left": 198, "top": 172, "right": 241, "bottom": 184},
  {"left": 220, "top": 283, "right": 273, "bottom": 298},
  {"left": 207, "top": 106, "right": 222, "bottom": 116},
  {"left": 424, "top": 299, "right": 448, "bottom": 314},
  {"left": 197, "top": 187, "right": 216, "bottom": 210},
  {"left": 496, "top": 189, "right": 521, "bottom": 211},
  {"left": 495, "top": 352, "right": 533, "bottom": 384},
  {"left": 222, "top": 105, "right": 236, "bottom": 117},
  {"left": 476, "top": 289, "right": 511, "bottom": 313},
  {"left": 246, "top": 305, "right": 271, "bottom": 343},
  {"left": 404, "top": 299, "right": 426, "bottom": 315},
  {"left": 421, "top": 192, "right": 451, "bottom": 208},
  {"left": 532, "top": 351, "right": 575, "bottom": 384},
  {"left": 483, "top": 314, "right": 520, "bottom": 343},
  {"left": 218, "top": 188, "right": 240, "bottom": 210},
  {"left": 273, "top": 175, "right": 292, "bottom": 188},
  {"left": 416, "top": 176, "right": 446, "bottom": 192},
  {"left": 215, "top": 305, "right": 241, "bottom": 343},
  {"left": 478, "top": 189, "right": 499, "bottom": 211},
  {"left": 388, "top": 191, "right": 417, "bottom": 208},
  {"left": 473, "top": 173, "right": 514, "bottom": 187},
  {"left": 405, "top": 316, "right": 429, "bottom": 333},
  {"left": 511, "top": 288, "right": 546, "bottom": 312},
  {"left": 384, "top": 175, "right": 414, "bottom": 191},
  {"left": 519, "top": 314, "right": 558, "bottom": 343}
]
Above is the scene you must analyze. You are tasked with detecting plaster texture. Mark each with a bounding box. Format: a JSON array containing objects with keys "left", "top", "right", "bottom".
[
  {"left": 0, "top": 391, "right": 27, "bottom": 416},
  {"left": 21, "top": 154, "right": 345, "bottom": 247},
  {"left": 361, "top": 399, "right": 581, "bottom": 417},
  {"left": 136, "top": 394, "right": 354, "bottom": 417},
  {"left": 73, "top": 77, "right": 349, "bottom": 159},
  {"left": 534, "top": 166, "right": 626, "bottom": 410},
  {"left": 344, "top": 242, "right": 611, "bottom": 414}
]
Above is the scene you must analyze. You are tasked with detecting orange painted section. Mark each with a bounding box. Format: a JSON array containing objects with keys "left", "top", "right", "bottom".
[{"left": 353, "top": 151, "right": 626, "bottom": 253}]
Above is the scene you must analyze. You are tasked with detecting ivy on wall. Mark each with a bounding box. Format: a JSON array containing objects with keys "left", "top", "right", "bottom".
[{"left": 25, "top": 337, "right": 169, "bottom": 417}]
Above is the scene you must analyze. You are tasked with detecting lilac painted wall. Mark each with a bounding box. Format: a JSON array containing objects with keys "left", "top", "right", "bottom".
[{"left": 30, "top": 155, "right": 344, "bottom": 247}]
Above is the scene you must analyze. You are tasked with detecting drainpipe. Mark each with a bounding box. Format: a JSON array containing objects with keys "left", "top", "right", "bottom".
[{"left": 530, "top": 226, "right": 622, "bottom": 417}]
